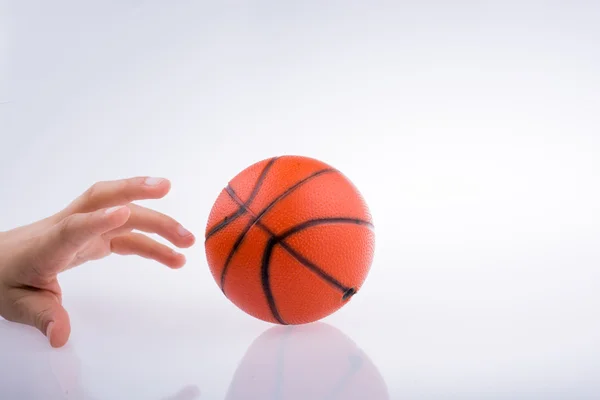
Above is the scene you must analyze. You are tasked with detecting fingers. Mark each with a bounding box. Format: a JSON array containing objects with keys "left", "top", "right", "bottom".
[
  {"left": 5, "top": 290, "right": 71, "bottom": 348},
  {"left": 35, "top": 206, "right": 131, "bottom": 272},
  {"left": 110, "top": 233, "right": 186, "bottom": 269},
  {"left": 55, "top": 205, "right": 131, "bottom": 254},
  {"left": 108, "top": 203, "right": 195, "bottom": 248},
  {"left": 59, "top": 206, "right": 131, "bottom": 249},
  {"left": 68, "top": 176, "right": 171, "bottom": 214}
]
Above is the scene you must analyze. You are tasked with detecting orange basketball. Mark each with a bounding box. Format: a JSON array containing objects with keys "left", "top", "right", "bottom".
[{"left": 204, "top": 155, "right": 375, "bottom": 325}]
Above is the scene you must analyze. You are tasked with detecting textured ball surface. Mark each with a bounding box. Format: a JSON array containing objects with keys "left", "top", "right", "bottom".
[{"left": 204, "top": 155, "right": 375, "bottom": 324}]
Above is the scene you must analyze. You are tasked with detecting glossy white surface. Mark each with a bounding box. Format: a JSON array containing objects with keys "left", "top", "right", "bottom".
[{"left": 2, "top": 1, "right": 600, "bottom": 399}]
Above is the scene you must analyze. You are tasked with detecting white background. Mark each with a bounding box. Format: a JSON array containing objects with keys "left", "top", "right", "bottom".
[{"left": 1, "top": 1, "right": 600, "bottom": 399}]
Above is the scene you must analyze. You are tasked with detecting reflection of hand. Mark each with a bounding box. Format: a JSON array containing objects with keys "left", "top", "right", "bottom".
[
  {"left": 1, "top": 319, "right": 203, "bottom": 400},
  {"left": 0, "top": 176, "right": 195, "bottom": 348}
]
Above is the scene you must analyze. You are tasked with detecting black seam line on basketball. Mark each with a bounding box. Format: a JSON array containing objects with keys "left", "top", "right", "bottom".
[
  {"left": 262, "top": 237, "right": 287, "bottom": 325},
  {"left": 259, "top": 218, "right": 373, "bottom": 307},
  {"left": 204, "top": 207, "right": 246, "bottom": 241},
  {"left": 204, "top": 157, "right": 278, "bottom": 241},
  {"left": 225, "top": 185, "right": 258, "bottom": 217},
  {"left": 219, "top": 168, "right": 336, "bottom": 292},
  {"left": 218, "top": 168, "right": 335, "bottom": 291},
  {"left": 276, "top": 239, "right": 350, "bottom": 293},
  {"left": 232, "top": 167, "right": 336, "bottom": 220},
  {"left": 245, "top": 156, "right": 279, "bottom": 207},
  {"left": 277, "top": 217, "right": 374, "bottom": 240},
  {"left": 234, "top": 216, "right": 352, "bottom": 294},
  {"left": 261, "top": 218, "right": 371, "bottom": 326}
]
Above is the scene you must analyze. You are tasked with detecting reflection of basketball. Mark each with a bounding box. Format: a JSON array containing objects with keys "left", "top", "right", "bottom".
[
  {"left": 224, "top": 323, "right": 389, "bottom": 400},
  {"left": 204, "top": 155, "right": 375, "bottom": 324}
]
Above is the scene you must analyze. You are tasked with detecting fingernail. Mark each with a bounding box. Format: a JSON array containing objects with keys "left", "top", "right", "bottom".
[
  {"left": 177, "top": 224, "right": 192, "bottom": 237},
  {"left": 46, "top": 321, "right": 54, "bottom": 339},
  {"left": 144, "top": 177, "right": 165, "bottom": 186},
  {"left": 105, "top": 205, "right": 126, "bottom": 214}
]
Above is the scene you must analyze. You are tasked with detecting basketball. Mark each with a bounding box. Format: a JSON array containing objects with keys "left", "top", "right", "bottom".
[{"left": 204, "top": 155, "right": 375, "bottom": 324}]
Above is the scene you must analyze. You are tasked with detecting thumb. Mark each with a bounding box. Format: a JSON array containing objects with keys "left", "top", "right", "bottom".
[{"left": 9, "top": 292, "right": 71, "bottom": 348}]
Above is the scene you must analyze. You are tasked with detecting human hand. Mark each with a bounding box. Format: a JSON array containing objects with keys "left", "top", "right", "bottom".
[{"left": 0, "top": 177, "right": 195, "bottom": 348}]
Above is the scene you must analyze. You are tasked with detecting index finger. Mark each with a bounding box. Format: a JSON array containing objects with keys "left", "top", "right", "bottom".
[{"left": 67, "top": 176, "right": 171, "bottom": 213}]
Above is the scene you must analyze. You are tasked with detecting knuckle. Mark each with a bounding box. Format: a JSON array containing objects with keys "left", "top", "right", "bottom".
[
  {"left": 58, "top": 215, "right": 87, "bottom": 248},
  {"left": 58, "top": 216, "right": 75, "bottom": 241},
  {"left": 25, "top": 238, "right": 57, "bottom": 283},
  {"left": 33, "top": 307, "right": 53, "bottom": 331},
  {"left": 110, "top": 237, "right": 129, "bottom": 255},
  {"left": 84, "top": 181, "right": 103, "bottom": 202},
  {"left": 152, "top": 208, "right": 173, "bottom": 224},
  {"left": 81, "top": 178, "right": 144, "bottom": 209},
  {"left": 121, "top": 179, "right": 140, "bottom": 202},
  {"left": 2, "top": 296, "right": 51, "bottom": 330}
]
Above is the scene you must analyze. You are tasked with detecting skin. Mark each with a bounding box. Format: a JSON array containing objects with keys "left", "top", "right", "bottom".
[{"left": 0, "top": 176, "right": 196, "bottom": 348}]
